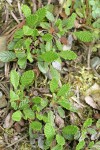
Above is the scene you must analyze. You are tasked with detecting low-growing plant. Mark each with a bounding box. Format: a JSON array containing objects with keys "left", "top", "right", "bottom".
[{"left": 0, "top": 3, "right": 97, "bottom": 150}]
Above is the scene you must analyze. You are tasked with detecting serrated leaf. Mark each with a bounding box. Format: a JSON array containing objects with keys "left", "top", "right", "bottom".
[
  {"left": 36, "top": 7, "right": 47, "bottom": 22},
  {"left": 21, "top": 4, "right": 31, "bottom": 17},
  {"left": 63, "top": 125, "right": 79, "bottom": 135},
  {"left": 74, "top": 31, "right": 93, "bottom": 42},
  {"left": 56, "top": 134, "right": 65, "bottom": 146},
  {"left": 56, "top": 40, "right": 63, "bottom": 51},
  {"left": 57, "top": 84, "right": 70, "bottom": 97},
  {"left": 26, "top": 14, "right": 38, "bottom": 28},
  {"left": 48, "top": 111, "right": 55, "bottom": 126},
  {"left": 11, "top": 102, "right": 18, "bottom": 110},
  {"left": 50, "top": 78, "right": 58, "bottom": 93},
  {"left": 57, "top": 106, "right": 65, "bottom": 118},
  {"left": 32, "top": 97, "right": 41, "bottom": 104},
  {"left": 50, "top": 66, "right": 60, "bottom": 81},
  {"left": 44, "top": 123, "right": 55, "bottom": 140},
  {"left": 30, "top": 121, "right": 42, "bottom": 131},
  {"left": 58, "top": 99, "right": 76, "bottom": 112},
  {"left": 38, "top": 61, "right": 49, "bottom": 74},
  {"left": 42, "top": 33, "right": 53, "bottom": 42},
  {"left": 20, "top": 70, "right": 34, "bottom": 88},
  {"left": 59, "top": 50, "right": 77, "bottom": 60},
  {"left": 23, "top": 108, "right": 35, "bottom": 119},
  {"left": 10, "top": 70, "right": 19, "bottom": 89},
  {"left": 76, "top": 141, "right": 85, "bottom": 150},
  {"left": 18, "top": 57, "right": 27, "bottom": 69},
  {"left": 40, "top": 22, "right": 50, "bottom": 29},
  {"left": 14, "top": 29, "right": 24, "bottom": 39},
  {"left": 83, "top": 118, "right": 93, "bottom": 128},
  {"left": 0, "top": 51, "right": 16, "bottom": 62},
  {"left": 19, "top": 99, "right": 29, "bottom": 109},
  {"left": 10, "top": 90, "right": 19, "bottom": 101},
  {"left": 23, "top": 25, "right": 33, "bottom": 36},
  {"left": 46, "top": 11, "right": 55, "bottom": 22},
  {"left": 63, "top": 13, "right": 76, "bottom": 29},
  {"left": 32, "top": 29, "right": 39, "bottom": 38},
  {"left": 41, "top": 51, "right": 58, "bottom": 63},
  {"left": 12, "top": 110, "right": 22, "bottom": 121}
]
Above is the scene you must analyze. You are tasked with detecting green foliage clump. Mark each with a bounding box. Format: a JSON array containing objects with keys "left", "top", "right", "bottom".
[{"left": 0, "top": 3, "right": 98, "bottom": 150}]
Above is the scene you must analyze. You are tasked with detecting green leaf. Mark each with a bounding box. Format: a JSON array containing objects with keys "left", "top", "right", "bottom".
[
  {"left": 83, "top": 118, "right": 93, "bottom": 128},
  {"left": 58, "top": 99, "right": 76, "bottom": 112},
  {"left": 63, "top": 125, "right": 79, "bottom": 135},
  {"left": 74, "top": 31, "right": 93, "bottom": 42},
  {"left": 20, "top": 70, "right": 34, "bottom": 88},
  {"left": 23, "top": 108, "right": 35, "bottom": 119},
  {"left": 90, "top": 141, "right": 100, "bottom": 150},
  {"left": 19, "top": 99, "right": 29, "bottom": 109},
  {"left": 59, "top": 50, "right": 77, "bottom": 60},
  {"left": 44, "top": 123, "right": 55, "bottom": 140},
  {"left": 21, "top": 4, "right": 31, "bottom": 17},
  {"left": 96, "top": 119, "right": 100, "bottom": 129},
  {"left": 32, "top": 29, "right": 39, "bottom": 38},
  {"left": 10, "top": 70, "right": 19, "bottom": 89},
  {"left": 57, "top": 106, "right": 65, "bottom": 118},
  {"left": 41, "top": 99, "right": 48, "bottom": 109},
  {"left": 26, "top": 14, "right": 38, "bottom": 28},
  {"left": 0, "top": 51, "right": 16, "bottom": 62},
  {"left": 48, "top": 111, "right": 55, "bottom": 126},
  {"left": 57, "top": 84, "right": 70, "bottom": 97},
  {"left": 50, "top": 66, "right": 60, "bottom": 81},
  {"left": 18, "top": 57, "right": 27, "bottom": 69},
  {"left": 10, "top": 90, "right": 19, "bottom": 101},
  {"left": 65, "top": 13, "right": 76, "bottom": 29},
  {"left": 23, "top": 25, "right": 33, "bottom": 36},
  {"left": 11, "top": 102, "right": 18, "bottom": 110},
  {"left": 32, "top": 97, "right": 41, "bottom": 104},
  {"left": 36, "top": 7, "right": 47, "bottom": 22},
  {"left": 50, "top": 78, "right": 58, "bottom": 93},
  {"left": 87, "top": 128, "right": 97, "bottom": 135},
  {"left": 12, "top": 110, "right": 22, "bottom": 121},
  {"left": 40, "top": 22, "right": 50, "bottom": 29},
  {"left": 38, "top": 61, "right": 49, "bottom": 74},
  {"left": 76, "top": 141, "right": 85, "bottom": 150},
  {"left": 42, "top": 33, "right": 53, "bottom": 42},
  {"left": 41, "top": 51, "right": 58, "bottom": 63},
  {"left": 56, "top": 134, "right": 65, "bottom": 146},
  {"left": 56, "top": 40, "right": 63, "bottom": 51},
  {"left": 14, "top": 39, "right": 24, "bottom": 49},
  {"left": 46, "top": 11, "right": 55, "bottom": 22},
  {"left": 14, "top": 29, "right": 24, "bottom": 39},
  {"left": 30, "top": 121, "right": 42, "bottom": 131}
]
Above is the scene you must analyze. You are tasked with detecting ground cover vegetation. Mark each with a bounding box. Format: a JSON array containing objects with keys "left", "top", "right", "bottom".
[{"left": 0, "top": 0, "right": 100, "bottom": 149}]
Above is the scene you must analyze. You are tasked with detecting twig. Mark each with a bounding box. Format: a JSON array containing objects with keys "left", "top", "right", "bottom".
[
  {"left": 5, "top": 0, "right": 12, "bottom": 6},
  {"left": 87, "top": 45, "right": 92, "bottom": 70},
  {"left": 38, "top": 0, "right": 42, "bottom": 8},
  {"left": 17, "top": 0, "right": 23, "bottom": 19},
  {"left": 54, "top": 0, "right": 66, "bottom": 24},
  {"left": 6, "top": 135, "right": 28, "bottom": 148},
  {"left": 32, "top": 0, "right": 37, "bottom": 12},
  {"left": 5, "top": 3, "right": 9, "bottom": 24},
  {"left": 10, "top": 11, "right": 20, "bottom": 23},
  {"left": 48, "top": 0, "right": 52, "bottom": 4}
]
